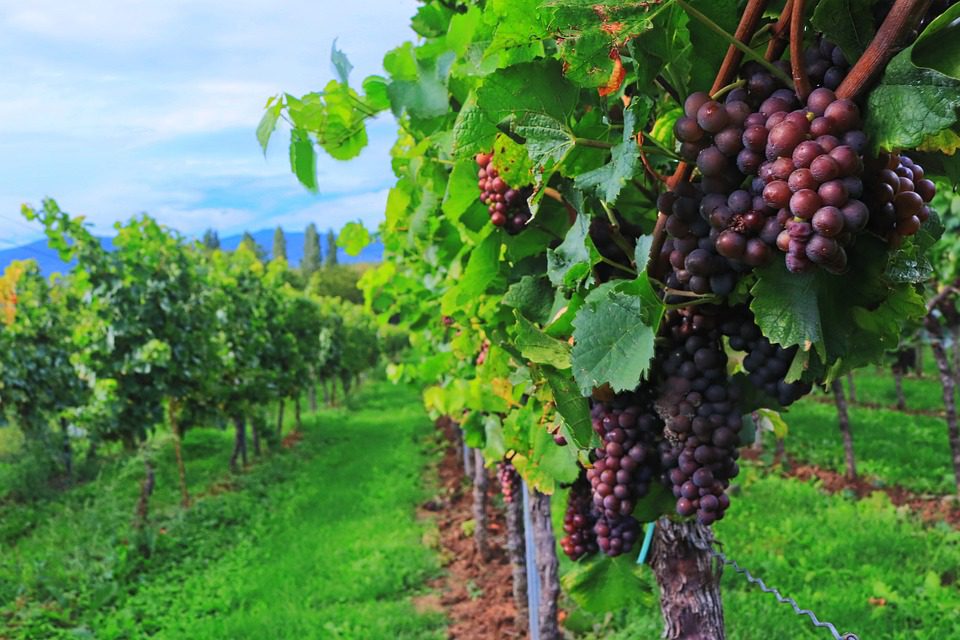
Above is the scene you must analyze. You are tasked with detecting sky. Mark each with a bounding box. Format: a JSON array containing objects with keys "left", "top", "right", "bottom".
[{"left": 0, "top": 0, "right": 420, "bottom": 248}]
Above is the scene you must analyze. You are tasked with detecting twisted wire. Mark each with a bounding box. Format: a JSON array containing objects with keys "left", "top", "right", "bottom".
[{"left": 710, "top": 548, "right": 859, "bottom": 640}]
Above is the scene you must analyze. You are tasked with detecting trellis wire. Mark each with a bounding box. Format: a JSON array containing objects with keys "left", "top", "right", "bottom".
[
  {"left": 710, "top": 547, "right": 859, "bottom": 640},
  {"left": 521, "top": 478, "right": 540, "bottom": 640}
]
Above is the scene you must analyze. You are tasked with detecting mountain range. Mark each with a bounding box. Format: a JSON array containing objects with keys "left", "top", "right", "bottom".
[{"left": 0, "top": 229, "right": 383, "bottom": 276}]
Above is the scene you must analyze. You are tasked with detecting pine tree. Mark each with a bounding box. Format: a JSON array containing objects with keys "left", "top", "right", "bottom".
[
  {"left": 325, "top": 229, "right": 338, "bottom": 267},
  {"left": 202, "top": 229, "right": 220, "bottom": 250},
  {"left": 301, "top": 223, "right": 322, "bottom": 277},
  {"left": 272, "top": 226, "right": 287, "bottom": 261},
  {"left": 239, "top": 232, "right": 266, "bottom": 262}
]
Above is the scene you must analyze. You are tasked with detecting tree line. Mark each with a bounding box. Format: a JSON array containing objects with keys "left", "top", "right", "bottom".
[{"left": 0, "top": 200, "right": 385, "bottom": 516}]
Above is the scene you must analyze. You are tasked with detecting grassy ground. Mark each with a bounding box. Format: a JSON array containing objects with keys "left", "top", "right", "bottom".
[
  {"left": 775, "top": 364, "right": 957, "bottom": 494},
  {"left": 3, "top": 372, "right": 959, "bottom": 639},
  {"left": 565, "top": 468, "right": 960, "bottom": 639},
  {"left": 0, "top": 382, "right": 445, "bottom": 639}
]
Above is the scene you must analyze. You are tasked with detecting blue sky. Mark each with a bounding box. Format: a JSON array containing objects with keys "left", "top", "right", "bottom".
[{"left": 0, "top": 0, "right": 420, "bottom": 248}]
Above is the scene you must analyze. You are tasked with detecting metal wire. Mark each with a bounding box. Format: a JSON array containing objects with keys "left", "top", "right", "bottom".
[{"left": 710, "top": 548, "right": 859, "bottom": 640}]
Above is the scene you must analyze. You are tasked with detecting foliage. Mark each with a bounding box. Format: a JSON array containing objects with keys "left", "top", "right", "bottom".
[
  {"left": 264, "top": 0, "right": 960, "bottom": 610},
  {"left": 301, "top": 223, "right": 322, "bottom": 278},
  {"left": 307, "top": 264, "right": 366, "bottom": 304}
]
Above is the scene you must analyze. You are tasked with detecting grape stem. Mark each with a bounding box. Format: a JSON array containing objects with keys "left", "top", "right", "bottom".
[
  {"left": 711, "top": 79, "right": 746, "bottom": 101},
  {"left": 574, "top": 137, "right": 614, "bottom": 150},
  {"left": 789, "top": 0, "right": 812, "bottom": 101},
  {"left": 600, "top": 201, "right": 640, "bottom": 263},
  {"left": 599, "top": 255, "right": 638, "bottom": 277},
  {"left": 836, "top": 0, "right": 932, "bottom": 100},
  {"left": 765, "top": 0, "right": 794, "bottom": 61}
]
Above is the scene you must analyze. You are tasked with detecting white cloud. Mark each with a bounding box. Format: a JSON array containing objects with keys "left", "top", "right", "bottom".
[{"left": 0, "top": 0, "right": 420, "bottom": 247}]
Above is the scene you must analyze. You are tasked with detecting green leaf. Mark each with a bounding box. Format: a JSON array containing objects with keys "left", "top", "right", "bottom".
[
  {"left": 810, "top": 0, "right": 876, "bottom": 62},
  {"left": 542, "top": 366, "right": 592, "bottom": 449},
  {"left": 912, "top": 5, "right": 960, "bottom": 81},
  {"left": 561, "top": 555, "right": 653, "bottom": 613},
  {"left": 684, "top": 0, "right": 739, "bottom": 92},
  {"left": 336, "top": 222, "right": 371, "bottom": 257},
  {"left": 256, "top": 102, "right": 281, "bottom": 155},
  {"left": 865, "top": 40, "right": 960, "bottom": 152},
  {"left": 388, "top": 50, "right": 456, "bottom": 120},
  {"left": 574, "top": 139, "right": 639, "bottom": 204},
  {"left": 513, "top": 113, "right": 577, "bottom": 171},
  {"left": 474, "top": 61, "right": 578, "bottom": 128},
  {"left": 547, "top": 214, "right": 598, "bottom": 287},
  {"left": 754, "top": 407, "right": 789, "bottom": 439},
  {"left": 456, "top": 232, "right": 503, "bottom": 304},
  {"left": 514, "top": 311, "right": 571, "bottom": 369},
  {"left": 571, "top": 287, "right": 659, "bottom": 395},
  {"left": 503, "top": 275, "right": 554, "bottom": 324},
  {"left": 330, "top": 39, "right": 353, "bottom": 85},
  {"left": 443, "top": 159, "right": 484, "bottom": 222},
  {"left": 750, "top": 239, "right": 928, "bottom": 379},
  {"left": 361, "top": 75, "right": 391, "bottom": 112},
  {"left": 289, "top": 128, "right": 317, "bottom": 192},
  {"left": 452, "top": 94, "right": 501, "bottom": 159},
  {"left": 573, "top": 98, "right": 648, "bottom": 203}
]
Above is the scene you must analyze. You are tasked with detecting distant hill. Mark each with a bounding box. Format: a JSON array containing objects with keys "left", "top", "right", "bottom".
[{"left": 0, "top": 229, "right": 383, "bottom": 275}]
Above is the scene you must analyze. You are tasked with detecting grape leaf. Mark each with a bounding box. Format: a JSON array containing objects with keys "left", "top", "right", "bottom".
[
  {"left": 503, "top": 275, "right": 554, "bottom": 324},
  {"left": 750, "top": 238, "right": 928, "bottom": 379},
  {"left": 455, "top": 232, "right": 504, "bottom": 305},
  {"left": 514, "top": 312, "right": 572, "bottom": 369},
  {"left": 574, "top": 140, "right": 640, "bottom": 203},
  {"left": 573, "top": 97, "right": 648, "bottom": 203},
  {"left": 810, "top": 0, "right": 876, "bottom": 62},
  {"left": 452, "top": 94, "right": 501, "bottom": 159},
  {"left": 256, "top": 101, "right": 281, "bottom": 154},
  {"left": 542, "top": 366, "right": 592, "bottom": 449},
  {"left": 512, "top": 113, "right": 577, "bottom": 171},
  {"left": 684, "top": 0, "right": 738, "bottom": 92},
  {"left": 335, "top": 222, "right": 371, "bottom": 257},
  {"left": 288, "top": 128, "right": 317, "bottom": 192},
  {"left": 388, "top": 50, "right": 456, "bottom": 121},
  {"left": 547, "top": 214, "right": 599, "bottom": 287},
  {"left": 912, "top": 5, "right": 960, "bottom": 81},
  {"left": 865, "top": 40, "right": 960, "bottom": 152},
  {"left": 571, "top": 286, "right": 658, "bottom": 395},
  {"left": 561, "top": 555, "right": 653, "bottom": 613},
  {"left": 442, "top": 159, "right": 483, "bottom": 222},
  {"left": 330, "top": 39, "right": 353, "bottom": 85},
  {"left": 474, "top": 61, "right": 578, "bottom": 126}
]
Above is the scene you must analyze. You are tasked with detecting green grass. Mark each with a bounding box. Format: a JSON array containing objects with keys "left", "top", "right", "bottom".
[
  {"left": 568, "top": 469, "right": 960, "bottom": 639},
  {"left": 0, "top": 382, "right": 445, "bottom": 639},
  {"left": 782, "top": 398, "right": 955, "bottom": 494}
]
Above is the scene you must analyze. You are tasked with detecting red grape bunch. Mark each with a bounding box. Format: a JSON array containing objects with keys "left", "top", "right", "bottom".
[
  {"left": 561, "top": 473, "right": 599, "bottom": 561},
  {"left": 864, "top": 152, "right": 936, "bottom": 244},
  {"left": 475, "top": 152, "right": 532, "bottom": 234},
  {"left": 497, "top": 461, "right": 521, "bottom": 504},
  {"left": 655, "top": 308, "right": 742, "bottom": 525}
]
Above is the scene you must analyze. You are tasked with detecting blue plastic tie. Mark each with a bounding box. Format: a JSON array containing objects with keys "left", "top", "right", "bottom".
[{"left": 636, "top": 520, "right": 656, "bottom": 565}]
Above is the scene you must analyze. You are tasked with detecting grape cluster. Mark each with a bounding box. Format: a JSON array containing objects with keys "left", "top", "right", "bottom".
[
  {"left": 475, "top": 339, "right": 490, "bottom": 366},
  {"left": 594, "top": 513, "right": 641, "bottom": 557},
  {"left": 587, "top": 393, "right": 663, "bottom": 554},
  {"left": 752, "top": 87, "right": 869, "bottom": 274},
  {"left": 656, "top": 309, "right": 741, "bottom": 525},
  {"left": 587, "top": 394, "right": 664, "bottom": 519},
  {"left": 657, "top": 183, "right": 739, "bottom": 299},
  {"left": 803, "top": 38, "right": 851, "bottom": 91},
  {"left": 560, "top": 473, "right": 599, "bottom": 561},
  {"left": 720, "top": 307, "right": 812, "bottom": 406},
  {"left": 497, "top": 460, "right": 521, "bottom": 504},
  {"left": 475, "top": 152, "right": 532, "bottom": 234},
  {"left": 864, "top": 152, "right": 936, "bottom": 244}
]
